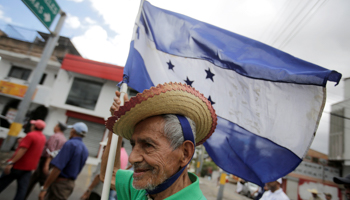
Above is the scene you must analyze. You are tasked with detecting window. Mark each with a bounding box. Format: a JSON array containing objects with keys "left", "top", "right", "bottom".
[
  {"left": 311, "top": 157, "right": 319, "bottom": 163},
  {"left": 65, "top": 78, "right": 103, "bottom": 110},
  {"left": 8, "top": 66, "right": 31, "bottom": 80},
  {"left": 128, "top": 88, "right": 138, "bottom": 98},
  {"left": 39, "top": 73, "right": 46, "bottom": 85}
]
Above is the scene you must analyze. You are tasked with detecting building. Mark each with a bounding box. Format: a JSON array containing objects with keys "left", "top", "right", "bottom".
[
  {"left": 329, "top": 77, "right": 350, "bottom": 176},
  {"left": 0, "top": 24, "right": 135, "bottom": 160},
  {"left": 285, "top": 149, "right": 342, "bottom": 200}
]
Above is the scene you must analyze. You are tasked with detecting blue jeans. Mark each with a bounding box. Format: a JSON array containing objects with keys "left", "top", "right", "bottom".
[
  {"left": 109, "top": 189, "right": 117, "bottom": 200},
  {"left": 0, "top": 168, "right": 32, "bottom": 200}
]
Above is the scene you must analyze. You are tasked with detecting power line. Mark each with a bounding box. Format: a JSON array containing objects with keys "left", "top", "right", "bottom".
[
  {"left": 279, "top": 0, "right": 329, "bottom": 49},
  {"left": 271, "top": 0, "right": 312, "bottom": 46}
]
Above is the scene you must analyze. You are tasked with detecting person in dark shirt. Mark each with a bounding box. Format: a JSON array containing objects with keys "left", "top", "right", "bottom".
[{"left": 38, "top": 122, "right": 89, "bottom": 200}]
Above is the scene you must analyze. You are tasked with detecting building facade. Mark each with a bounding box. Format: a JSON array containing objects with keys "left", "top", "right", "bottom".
[
  {"left": 329, "top": 78, "right": 350, "bottom": 176},
  {"left": 285, "top": 149, "right": 342, "bottom": 200},
  {"left": 0, "top": 24, "right": 135, "bottom": 159}
]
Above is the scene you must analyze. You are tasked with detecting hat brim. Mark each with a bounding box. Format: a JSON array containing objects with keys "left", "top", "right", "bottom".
[
  {"left": 334, "top": 177, "right": 350, "bottom": 184},
  {"left": 106, "top": 82, "right": 217, "bottom": 146}
]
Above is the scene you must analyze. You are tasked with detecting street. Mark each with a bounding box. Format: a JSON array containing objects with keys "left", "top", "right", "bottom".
[{"left": 1, "top": 160, "right": 251, "bottom": 200}]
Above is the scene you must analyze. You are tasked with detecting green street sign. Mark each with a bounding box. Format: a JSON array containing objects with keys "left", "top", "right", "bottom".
[{"left": 22, "top": 0, "right": 60, "bottom": 30}]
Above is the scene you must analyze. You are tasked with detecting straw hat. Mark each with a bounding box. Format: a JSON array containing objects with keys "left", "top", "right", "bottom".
[
  {"left": 308, "top": 189, "right": 319, "bottom": 194},
  {"left": 106, "top": 82, "right": 217, "bottom": 145}
]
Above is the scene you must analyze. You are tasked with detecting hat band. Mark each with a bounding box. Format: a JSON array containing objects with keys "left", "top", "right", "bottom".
[{"left": 146, "top": 115, "right": 195, "bottom": 195}]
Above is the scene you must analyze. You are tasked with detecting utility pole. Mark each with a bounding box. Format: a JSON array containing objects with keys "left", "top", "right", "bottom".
[
  {"left": 0, "top": 12, "right": 66, "bottom": 151},
  {"left": 217, "top": 172, "right": 227, "bottom": 200},
  {"left": 196, "top": 145, "right": 205, "bottom": 176}
]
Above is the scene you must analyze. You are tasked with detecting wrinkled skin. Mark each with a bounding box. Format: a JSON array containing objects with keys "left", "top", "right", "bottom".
[{"left": 129, "top": 116, "right": 183, "bottom": 190}]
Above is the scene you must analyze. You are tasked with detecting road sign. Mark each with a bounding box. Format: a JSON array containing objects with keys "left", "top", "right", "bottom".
[{"left": 22, "top": 0, "right": 60, "bottom": 30}]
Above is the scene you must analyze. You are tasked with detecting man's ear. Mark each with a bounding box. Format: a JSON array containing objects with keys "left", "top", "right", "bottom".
[{"left": 180, "top": 140, "right": 195, "bottom": 167}]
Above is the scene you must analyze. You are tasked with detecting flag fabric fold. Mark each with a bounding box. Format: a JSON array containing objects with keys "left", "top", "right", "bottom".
[{"left": 122, "top": 1, "right": 342, "bottom": 186}]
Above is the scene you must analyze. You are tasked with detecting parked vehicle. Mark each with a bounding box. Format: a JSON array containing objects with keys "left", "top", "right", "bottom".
[{"left": 239, "top": 182, "right": 259, "bottom": 199}]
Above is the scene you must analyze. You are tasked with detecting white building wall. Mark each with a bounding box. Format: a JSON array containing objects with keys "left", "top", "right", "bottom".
[
  {"left": 95, "top": 80, "right": 119, "bottom": 120},
  {"left": 286, "top": 177, "right": 299, "bottom": 200},
  {"left": 50, "top": 69, "right": 118, "bottom": 119},
  {"left": 345, "top": 107, "right": 350, "bottom": 164},
  {"left": 43, "top": 107, "right": 67, "bottom": 136},
  {"left": 0, "top": 58, "right": 11, "bottom": 79}
]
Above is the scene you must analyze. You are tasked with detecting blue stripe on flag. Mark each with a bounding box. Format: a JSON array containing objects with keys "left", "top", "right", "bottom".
[
  {"left": 203, "top": 117, "right": 302, "bottom": 186},
  {"left": 123, "top": 41, "right": 154, "bottom": 91}
]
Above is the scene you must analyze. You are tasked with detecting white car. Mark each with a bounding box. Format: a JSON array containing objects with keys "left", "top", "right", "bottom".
[{"left": 240, "top": 182, "right": 260, "bottom": 199}]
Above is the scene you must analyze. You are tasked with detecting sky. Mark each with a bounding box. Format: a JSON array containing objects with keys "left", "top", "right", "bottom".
[{"left": 0, "top": 0, "right": 349, "bottom": 155}]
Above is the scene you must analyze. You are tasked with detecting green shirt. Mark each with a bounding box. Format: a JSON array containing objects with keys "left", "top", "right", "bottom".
[{"left": 115, "top": 170, "right": 206, "bottom": 200}]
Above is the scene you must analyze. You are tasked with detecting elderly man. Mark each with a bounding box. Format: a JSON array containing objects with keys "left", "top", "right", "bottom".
[
  {"left": 260, "top": 178, "right": 290, "bottom": 200},
  {"left": 39, "top": 122, "right": 89, "bottom": 200},
  {"left": 333, "top": 174, "right": 350, "bottom": 200},
  {"left": 101, "top": 82, "right": 217, "bottom": 200}
]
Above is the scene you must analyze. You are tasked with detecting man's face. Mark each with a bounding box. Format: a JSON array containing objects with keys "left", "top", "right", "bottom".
[
  {"left": 30, "top": 124, "right": 35, "bottom": 131},
  {"left": 325, "top": 195, "right": 332, "bottom": 200},
  {"left": 266, "top": 181, "right": 279, "bottom": 192},
  {"left": 345, "top": 184, "right": 350, "bottom": 200},
  {"left": 54, "top": 124, "right": 60, "bottom": 133},
  {"left": 129, "top": 116, "right": 182, "bottom": 190},
  {"left": 69, "top": 129, "right": 75, "bottom": 139}
]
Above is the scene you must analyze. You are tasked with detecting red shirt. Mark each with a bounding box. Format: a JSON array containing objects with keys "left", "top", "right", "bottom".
[{"left": 13, "top": 130, "right": 46, "bottom": 171}]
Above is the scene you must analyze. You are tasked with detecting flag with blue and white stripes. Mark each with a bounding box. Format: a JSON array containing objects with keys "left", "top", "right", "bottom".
[{"left": 121, "top": 1, "right": 341, "bottom": 186}]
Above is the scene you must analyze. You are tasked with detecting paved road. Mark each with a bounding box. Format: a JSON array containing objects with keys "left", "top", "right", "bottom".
[{"left": 1, "top": 152, "right": 251, "bottom": 200}]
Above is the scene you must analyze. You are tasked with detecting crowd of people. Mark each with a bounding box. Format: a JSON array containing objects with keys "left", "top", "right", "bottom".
[{"left": 0, "top": 83, "right": 350, "bottom": 200}]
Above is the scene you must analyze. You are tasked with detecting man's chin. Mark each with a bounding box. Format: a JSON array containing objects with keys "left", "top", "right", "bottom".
[{"left": 132, "top": 180, "right": 157, "bottom": 191}]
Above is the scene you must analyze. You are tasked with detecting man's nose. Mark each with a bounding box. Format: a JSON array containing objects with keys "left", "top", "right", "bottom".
[{"left": 129, "top": 146, "right": 143, "bottom": 164}]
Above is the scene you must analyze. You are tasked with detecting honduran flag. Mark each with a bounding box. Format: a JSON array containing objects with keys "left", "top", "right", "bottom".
[{"left": 121, "top": 1, "right": 342, "bottom": 186}]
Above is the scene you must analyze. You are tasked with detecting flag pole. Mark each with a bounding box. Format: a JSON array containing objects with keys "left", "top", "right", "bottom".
[
  {"left": 101, "top": 1, "right": 145, "bottom": 200},
  {"left": 101, "top": 84, "right": 127, "bottom": 200}
]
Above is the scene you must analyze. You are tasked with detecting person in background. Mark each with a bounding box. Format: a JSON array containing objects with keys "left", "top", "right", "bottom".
[
  {"left": 333, "top": 174, "right": 350, "bottom": 200},
  {"left": 236, "top": 178, "right": 245, "bottom": 194},
  {"left": 39, "top": 122, "right": 89, "bottom": 200},
  {"left": 81, "top": 140, "right": 128, "bottom": 200},
  {"left": 25, "top": 121, "right": 67, "bottom": 199},
  {"left": 0, "top": 120, "right": 46, "bottom": 200},
  {"left": 260, "top": 178, "right": 290, "bottom": 200},
  {"left": 324, "top": 193, "right": 332, "bottom": 200},
  {"left": 252, "top": 185, "right": 266, "bottom": 200},
  {"left": 307, "top": 189, "right": 323, "bottom": 200}
]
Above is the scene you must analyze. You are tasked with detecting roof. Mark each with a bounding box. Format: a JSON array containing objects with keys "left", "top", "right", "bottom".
[
  {"left": 61, "top": 54, "right": 124, "bottom": 82},
  {"left": 38, "top": 32, "right": 81, "bottom": 56}
]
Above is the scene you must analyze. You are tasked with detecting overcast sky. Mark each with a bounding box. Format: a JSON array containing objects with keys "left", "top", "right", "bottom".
[{"left": 0, "top": 0, "right": 349, "bottom": 155}]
